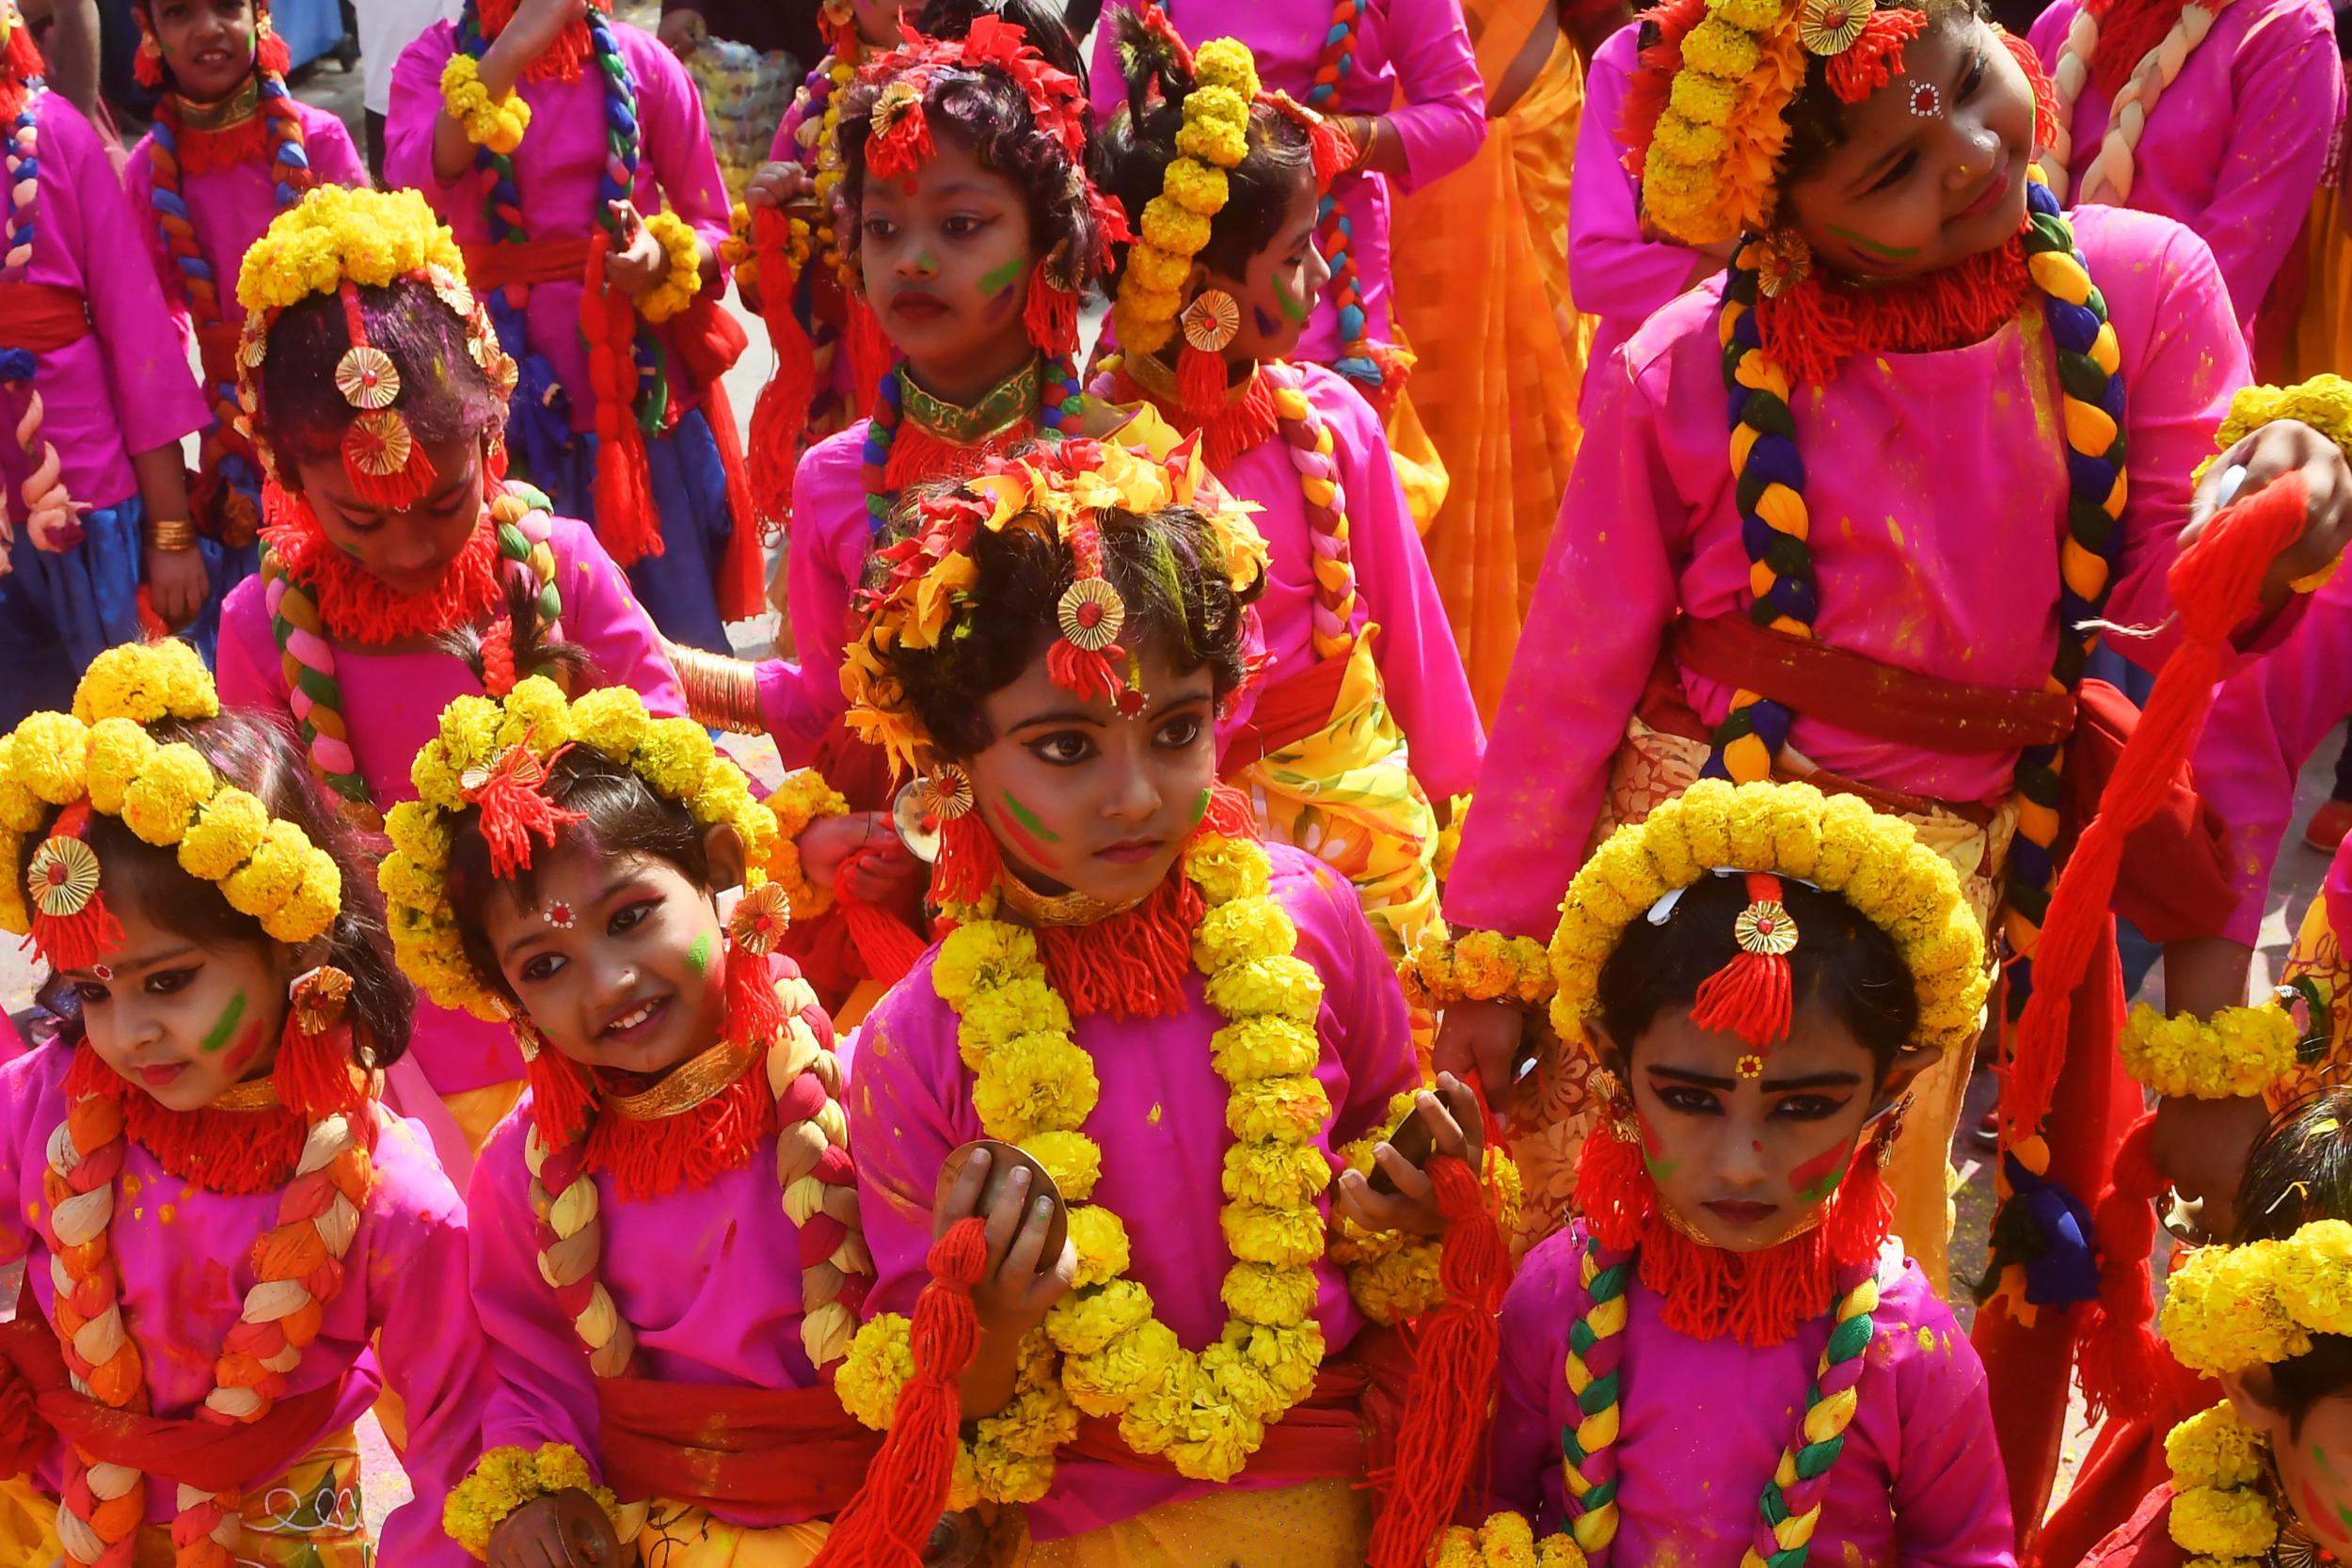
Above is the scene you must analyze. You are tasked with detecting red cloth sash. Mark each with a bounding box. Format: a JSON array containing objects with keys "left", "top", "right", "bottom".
[
  {"left": 593, "top": 1376, "right": 882, "bottom": 1517},
  {"left": 461, "top": 236, "right": 595, "bottom": 296},
  {"left": 1220, "top": 649, "right": 1357, "bottom": 772},
  {"left": 1670, "top": 611, "right": 2077, "bottom": 753},
  {"left": 0, "top": 1310, "right": 342, "bottom": 1491},
  {"left": 0, "top": 283, "right": 91, "bottom": 355}
]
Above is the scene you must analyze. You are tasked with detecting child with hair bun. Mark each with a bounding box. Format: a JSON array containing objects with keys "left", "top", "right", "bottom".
[
  {"left": 214, "top": 186, "right": 685, "bottom": 1176},
  {"left": 1090, "top": 9, "right": 1479, "bottom": 958},
  {"left": 1444, "top": 778, "right": 2012, "bottom": 1568},
  {"left": 0, "top": 640, "right": 489, "bottom": 1566},
  {"left": 376, "top": 675, "right": 875, "bottom": 1568}
]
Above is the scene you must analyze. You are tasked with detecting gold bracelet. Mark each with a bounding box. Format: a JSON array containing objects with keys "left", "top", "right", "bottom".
[
  {"left": 148, "top": 518, "right": 198, "bottom": 552},
  {"left": 663, "top": 640, "right": 765, "bottom": 734}
]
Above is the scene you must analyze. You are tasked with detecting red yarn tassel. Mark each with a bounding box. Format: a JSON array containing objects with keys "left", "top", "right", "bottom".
[
  {"left": 836, "top": 847, "right": 927, "bottom": 986},
  {"left": 809, "top": 1216, "right": 990, "bottom": 1568},
  {"left": 1046, "top": 639, "right": 1133, "bottom": 711},
  {"left": 274, "top": 1015, "right": 369, "bottom": 1128},
  {"left": 1367, "top": 1156, "right": 1511, "bottom": 1568},
  {"left": 847, "top": 293, "right": 894, "bottom": 419},
  {"left": 1176, "top": 341, "right": 1229, "bottom": 423},
  {"left": 1690, "top": 951, "right": 1793, "bottom": 1049},
  {"left": 1024, "top": 261, "right": 1077, "bottom": 358},
  {"left": 2076, "top": 1110, "right": 2170, "bottom": 1424},
  {"left": 747, "top": 208, "right": 818, "bottom": 525},
  {"left": 1823, "top": 7, "right": 1925, "bottom": 103},
  {"left": 723, "top": 939, "right": 787, "bottom": 1050},
  {"left": 469, "top": 739, "right": 584, "bottom": 879},
  {"left": 478, "top": 616, "right": 518, "bottom": 697},
  {"left": 0, "top": 1358, "right": 53, "bottom": 1480},
  {"left": 527, "top": 1046, "right": 597, "bottom": 1147},
  {"left": 1198, "top": 781, "right": 1258, "bottom": 842},
  {"left": 257, "top": 26, "right": 290, "bottom": 74},
  {"left": 582, "top": 232, "right": 662, "bottom": 566},
  {"left": 930, "top": 813, "right": 1001, "bottom": 908}
]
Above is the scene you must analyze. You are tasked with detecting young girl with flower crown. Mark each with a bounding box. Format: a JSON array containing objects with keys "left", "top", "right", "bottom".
[
  {"left": 120, "top": 0, "right": 369, "bottom": 659},
  {"left": 1433, "top": 777, "right": 2012, "bottom": 1568},
  {"left": 385, "top": 0, "right": 766, "bottom": 653},
  {"left": 373, "top": 674, "right": 877, "bottom": 1568},
  {"left": 814, "top": 429, "right": 1511, "bottom": 1568},
  {"left": 676, "top": 19, "right": 1125, "bottom": 1025},
  {"left": 1423, "top": 0, "right": 2352, "bottom": 1530},
  {"left": 2029, "top": 0, "right": 2343, "bottom": 334},
  {"left": 0, "top": 0, "right": 210, "bottom": 729},
  {"left": 1089, "top": 11, "right": 1478, "bottom": 958},
  {"left": 0, "top": 639, "right": 490, "bottom": 1567},
  {"left": 213, "top": 187, "right": 686, "bottom": 1178}
]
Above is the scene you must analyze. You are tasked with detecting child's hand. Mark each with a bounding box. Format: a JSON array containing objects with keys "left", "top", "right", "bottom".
[
  {"left": 2152, "top": 1092, "right": 2271, "bottom": 1241},
  {"left": 602, "top": 200, "right": 668, "bottom": 299},
  {"left": 485, "top": 1488, "right": 622, "bottom": 1568},
  {"left": 935, "top": 1145, "right": 1074, "bottom": 1344},
  {"left": 746, "top": 160, "right": 816, "bottom": 213},
  {"left": 797, "top": 811, "right": 912, "bottom": 902},
  {"left": 142, "top": 541, "right": 208, "bottom": 630},
  {"left": 2185, "top": 418, "right": 2352, "bottom": 601},
  {"left": 1333, "top": 1073, "right": 1487, "bottom": 1238},
  {"left": 1433, "top": 1001, "right": 1528, "bottom": 1115}
]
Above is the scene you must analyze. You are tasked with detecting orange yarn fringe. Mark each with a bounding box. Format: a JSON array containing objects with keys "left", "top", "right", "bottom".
[
  {"left": 1756, "top": 235, "right": 2031, "bottom": 388},
  {"left": 581, "top": 230, "right": 661, "bottom": 566},
  {"left": 747, "top": 207, "right": 818, "bottom": 525}
]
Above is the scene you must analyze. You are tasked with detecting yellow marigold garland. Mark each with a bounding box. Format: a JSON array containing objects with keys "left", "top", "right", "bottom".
[
  {"left": 1548, "top": 780, "right": 1990, "bottom": 1063},
  {"left": 2160, "top": 1218, "right": 2352, "bottom": 1377},
  {"left": 2118, "top": 1000, "right": 2299, "bottom": 1100},
  {"left": 1429, "top": 1512, "right": 1592, "bottom": 1568},
  {"left": 2162, "top": 1403, "right": 2277, "bottom": 1568},
  {"left": 635, "top": 210, "right": 705, "bottom": 325},
  {"left": 378, "top": 679, "right": 777, "bottom": 1020},
  {"left": 1327, "top": 1090, "right": 1520, "bottom": 1325},
  {"left": 763, "top": 768, "right": 850, "bottom": 920},
  {"left": 2190, "top": 375, "right": 2352, "bottom": 594},
  {"left": 1638, "top": 0, "right": 1806, "bottom": 245},
  {"left": 235, "top": 184, "right": 467, "bottom": 318},
  {"left": 438, "top": 52, "right": 531, "bottom": 153},
  {"left": 1399, "top": 924, "right": 1555, "bottom": 1013},
  {"left": 1109, "top": 37, "right": 1257, "bottom": 358},
  {"left": 0, "top": 641, "right": 343, "bottom": 948},
  {"left": 443, "top": 1442, "right": 628, "bottom": 1560}
]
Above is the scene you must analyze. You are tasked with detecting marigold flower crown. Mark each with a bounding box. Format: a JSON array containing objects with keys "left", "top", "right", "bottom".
[
  {"left": 232, "top": 186, "right": 520, "bottom": 507},
  {"left": 377, "top": 679, "right": 777, "bottom": 1020},
  {"left": 1, "top": 641, "right": 344, "bottom": 968},
  {"left": 2162, "top": 1218, "right": 2352, "bottom": 1378}
]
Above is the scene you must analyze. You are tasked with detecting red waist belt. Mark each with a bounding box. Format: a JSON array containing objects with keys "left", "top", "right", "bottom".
[
  {"left": 1221, "top": 646, "right": 1358, "bottom": 773},
  {"left": 0, "top": 282, "right": 91, "bottom": 355},
  {"left": 594, "top": 1375, "right": 882, "bottom": 1517},
  {"left": 461, "top": 236, "right": 595, "bottom": 295}
]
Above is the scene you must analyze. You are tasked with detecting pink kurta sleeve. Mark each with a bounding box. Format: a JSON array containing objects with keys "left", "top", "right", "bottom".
[
  {"left": 1377, "top": 0, "right": 1486, "bottom": 194},
  {"left": 550, "top": 514, "right": 689, "bottom": 717},
  {"left": 1568, "top": 26, "right": 1700, "bottom": 366},
  {"left": 1309, "top": 367, "right": 1483, "bottom": 801},
  {"left": 762, "top": 428, "right": 868, "bottom": 768},
  {"left": 215, "top": 574, "right": 287, "bottom": 709},
  {"left": 1884, "top": 1280, "right": 2015, "bottom": 1568},
  {"left": 306, "top": 107, "right": 373, "bottom": 190},
  {"left": 1440, "top": 348, "right": 1681, "bottom": 940},
  {"left": 839, "top": 984, "right": 977, "bottom": 1326},
  {"left": 629, "top": 28, "right": 733, "bottom": 255},
  {"left": 2195, "top": 0, "right": 2344, "bottom": 323},
  {"left": 385, "top": 24, "right": 472, "bottom": 208}
]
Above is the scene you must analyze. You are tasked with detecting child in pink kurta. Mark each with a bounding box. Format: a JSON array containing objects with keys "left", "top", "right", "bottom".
[
  {"left": 2031, "top": 0, "right": 2344, "bottom": 333},
  {"left": 0, "top": 51, "right": 208, "bottom": 727},
  {"left": 386, "top": 0, "right": 755, "bottom": 652}
]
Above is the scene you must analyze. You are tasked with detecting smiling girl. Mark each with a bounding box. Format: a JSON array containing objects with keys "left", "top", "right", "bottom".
[
  {"left": 374, "top": 673, "right": 876, "bottom": 1568},
  {"left": 1435, "top": 778, "right": 2010, "bottom": 1568},
  {"left": 819, "top": 429, "right": 1508, "bottom": 1567},
  {"left": 1090, "top": 14, "right": 1479, "bottom": 957},
  {"left": 0, "top": 639, "right": 489, "bottom": 1567},
  {"left": 120, "top": 0, "right": 370, "bottom": 652},
  {"left": 214, "top": 187, "right": 684, "bottom": 1178}
]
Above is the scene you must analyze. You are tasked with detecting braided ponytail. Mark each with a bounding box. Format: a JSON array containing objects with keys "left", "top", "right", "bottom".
[{"left": 1263, "top": 364, "right": 1359, "bottom": 662}]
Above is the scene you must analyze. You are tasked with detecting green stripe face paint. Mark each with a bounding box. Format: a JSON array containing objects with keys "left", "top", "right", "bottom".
[
  {"left": 979, "top": 257, "right": 1025, "bottom": 296},
  {"left": 994, "top": 790, "right": 1061, "bottom": 864},
  {"left": 1191, "top": 788, "right": 1212, "bottom": 826},
  {"left": 199, "top": 990, "right": 247, "bottom": 1054},
  {"left": 1274, "top": 272, "right": 1312, "bottom": 325},
  {"left": 1823, "top": 224, "right": 1924, "bottom": 261}
]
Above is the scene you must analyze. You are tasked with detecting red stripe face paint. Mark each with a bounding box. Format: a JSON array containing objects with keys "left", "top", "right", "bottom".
[
  {"left": 1637, "top": 1105, "right": 1679, "bottom": 1183},
  {"left": 1789, "top": 1135, "right": 1854, "bottom": 1206},
  {"left": 992, "top": 789, "right": 1060, "bottom": 866}
]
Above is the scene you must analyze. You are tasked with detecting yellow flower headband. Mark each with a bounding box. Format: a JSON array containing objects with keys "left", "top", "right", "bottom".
[
  {"left": 1548, "top": 778, "right": 1990, "bottom": 1064},
  {"left": 233, "top": 186, "right": 519, "bottom": 500},
  {"left": 2162, "top": 1219, "right": 2352, "bottom": 1377},
  {"left": 0, "top": 641, "right": 344, "bottom": 969},
  {"left": 379, "top": 680, "right": 778, "bottom": 1021},
  {"left": 840, "top": 405, "right": 1269, "bottom": 779}
]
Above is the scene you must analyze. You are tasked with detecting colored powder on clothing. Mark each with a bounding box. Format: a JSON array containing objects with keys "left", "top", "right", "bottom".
[
  {"left": 199, "top": 990, "right": 247, "bottom": 1053},
  {"left": 687, "top": 930, "right": 714, "bottom": 977}
]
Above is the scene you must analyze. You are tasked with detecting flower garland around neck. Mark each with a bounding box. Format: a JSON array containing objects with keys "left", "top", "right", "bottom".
[
  {"left": 2046, "top": 0, "right": 2232, "bottom": 205},
  {"left": 835, "top": 797, "right": 1337, "bottom": 1496}
]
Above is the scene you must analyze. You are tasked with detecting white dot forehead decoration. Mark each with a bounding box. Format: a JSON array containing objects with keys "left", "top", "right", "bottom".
[{"left": 1907, "top": 80, "right": 1943, "bottom": 118}]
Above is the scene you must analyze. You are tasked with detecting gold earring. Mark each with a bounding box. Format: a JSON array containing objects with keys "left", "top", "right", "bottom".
[{"left": 1181, "top": 288, "right": 1241, "bottom": 354}]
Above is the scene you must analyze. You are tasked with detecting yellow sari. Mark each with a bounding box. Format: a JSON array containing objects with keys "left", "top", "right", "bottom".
[{"left": 1389, "top": 0, "right": 1595, "bottom": 720}]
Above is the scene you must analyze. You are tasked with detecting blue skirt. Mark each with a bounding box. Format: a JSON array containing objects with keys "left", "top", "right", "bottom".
[{"left": 521, "top": 405, "right": 738, "bottom": 654}]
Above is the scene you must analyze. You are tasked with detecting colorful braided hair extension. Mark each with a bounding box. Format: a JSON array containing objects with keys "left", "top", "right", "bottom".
[
  {"left": 0, "top": 55, "right": 86, "bottom": 561},
  {"left": 1560, "top": 1234, "right": 1630, "bottom": 1561},
  {"left": 1263, "top": 361, "right": 1359, "bottom": 662},
  {"left": 1736, "top": 1259, "right": 1881, "bottom": 1568},
  {"left": 1295, "top": 0, "right": 1403, "bottom": 412}
]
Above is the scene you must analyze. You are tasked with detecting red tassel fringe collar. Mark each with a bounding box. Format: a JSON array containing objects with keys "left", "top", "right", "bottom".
[
  {"left": 161, "top": 94, "right": 272, "bottom": 175},
  {"left": 1755, "top": 231, "right": 2034, "bottom": 388},
  {"left": 62, "top": 1039, "right": 374, "bottom": 1196},
  {"left": 262, "top": 487, "right": 504, "bottom": 642},
  {"left": 474, "top": 0, "right": 607, "bottom": 82},
  {"left": 1104, "top": 365, "right": 1279, "bottom": 472}
]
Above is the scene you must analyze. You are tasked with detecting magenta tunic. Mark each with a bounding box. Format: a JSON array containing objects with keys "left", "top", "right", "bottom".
[
  {"left": 1483, "top": 1224, "right": 2015, "bottom": 1566},
  {"left": 1, "top": 92, "right": 206, "bottom": 511},
  {"left": 465, "top": 1098, "right": 837, "bottom": 1526},
  {"left": 756, "top": 424, "right": 873, "bottom": 769},
  {"left": 1085, "top": 0, "right": 1486, "bottom": 367},
  {"left": 1447, "top": 206, "right": 2254, "bottom": 942},
  {"left": 384, "top": 20, "right": 733, "bottom": 433},
  {"left": 123, "top": 102, "right": 370, "bottom": 338},
  {"left": 214, "top": 513, "right": 686, "bottom": 1094},
  {"left": 2030, "top": 0, "right": 2343, "bottom": 332},
  {"left": 1567, "top": 24, "right": 1705, "bottom": 414},
  {"left": 0, "top": 1048, "right": 490, "bottom": 1565},
  {"left": 843, "top": 844, "right": 1419, "bottom": 1540}
]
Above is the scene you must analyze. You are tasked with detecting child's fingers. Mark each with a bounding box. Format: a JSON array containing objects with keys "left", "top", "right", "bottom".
[
  {"left": 1371, "top": 1142, "right": 1434, "bottom": 1207},
  {"left": 979, "top": 1164, "right": 1034, "bottom": 1268},
  {"left": 934, "top": 1146, "right": 992, "bottom": 1236},
  {"left": 1335, "top": 1169, "right": 1409, "bottom": 1233},
  {"left": 1414, "top": 1085, "right": 1469, "bottom": 1163},
  {"left": 1437, "top": 1073, "right": 1486, "bottom": 1167},
  {"left": 999, "top": 1192, "right": 1055, "bottom": 1284}
]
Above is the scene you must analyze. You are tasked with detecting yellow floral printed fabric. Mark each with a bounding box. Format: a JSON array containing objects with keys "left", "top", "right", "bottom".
[
  {"left": 981, "top": 1476, "right": 1369, "bottom": 1568},
  {"left": 626, "top": 1503, "right": 831, "bottom": 1566}
]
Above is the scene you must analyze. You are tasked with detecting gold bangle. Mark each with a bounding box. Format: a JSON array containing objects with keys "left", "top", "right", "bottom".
[
  {"left": 664, "top": 640, "right": 765, "bottom": 734},
  {"left": 148, "top": 518, "right": 198, "bottom": 552}
]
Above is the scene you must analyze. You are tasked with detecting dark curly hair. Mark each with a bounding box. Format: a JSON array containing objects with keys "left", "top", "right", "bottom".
[
  {"left": 24, "top": 709, "right": 413, "bottom": 1070},
  {"left": 868, "top": 453, "right": 1263, "bottom": 759},
  {"left": 915, "top": 0, "right": 1088, "bottom": 87},
  {"left": 256, "top": 277, "right": 506, "bottom": 478},
  {"left": 1095, "top": 9, "right": 1316, "bottom": 286},
  {"left": 836, "top": 36, "right": 1110, "bottom": 302},
  {"left": 2233, "top": 1089, "right": 2352, "bottom": 1433}
]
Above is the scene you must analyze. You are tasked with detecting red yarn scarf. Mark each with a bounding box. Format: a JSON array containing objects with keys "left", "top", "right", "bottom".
[
  {"left": 474, "top": 0, "right": 605, "bottom": 82},
  {"left": 261, "top": 486, "right": 503, "bottom": 642},
  {"left": 1574, "top": 1110, "right": 1894, "bottom": 1348},
  {"left": 1754, "top": 233, "right": 2034, "bottom": 388},
  {"left": 2083, "top": 0, "right": 2191, "bottom": 100}
]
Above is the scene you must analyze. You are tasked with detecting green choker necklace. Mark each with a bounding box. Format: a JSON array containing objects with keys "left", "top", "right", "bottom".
[{"left": 899, "top": 357, "right": 1040, "bottom": 446}]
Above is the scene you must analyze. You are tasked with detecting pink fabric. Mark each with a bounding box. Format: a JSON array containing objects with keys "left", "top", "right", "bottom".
[
  {"left": 0, "top": 1048, "right": 490, "bottom": 1565},
  {"left": 213, "top": 512, "right": 685, "bottom": 1094},
  {"left": 122, "top": 101, "right": 371, "bottom": 337},
  {"left": 757, "top": 423, "right": 869, "bottom": 770},
  {"left": 841, "top": 843, "right": 1418, "bottom": 1541},
  {"left": 465, "top": 1099, "right": 837, "bottom": 1527},
  {"left": 2029, "top": 0, "right": 2344, "bottom": 333},
  {"left": 1085, "top": 0, "right": 1486, "bottom": 365},
  {"left": 2191, "top": 570, "right": 2352, "bottom": 945},
  {"left": 1445, "top": 206, "right": 2253, "bottom": 941},
  {"left": 0, "top": 93, "right": 207, "bottom": 511},
  {"left": 1568, "top": 24, "right": 1704, "bottom": 416},
  {"left": 1482, "top": 1224, "right": 2014, "bottom": 1566},
  {"left": 384, "top": 20, "right": 734, "bottom": 431}
]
